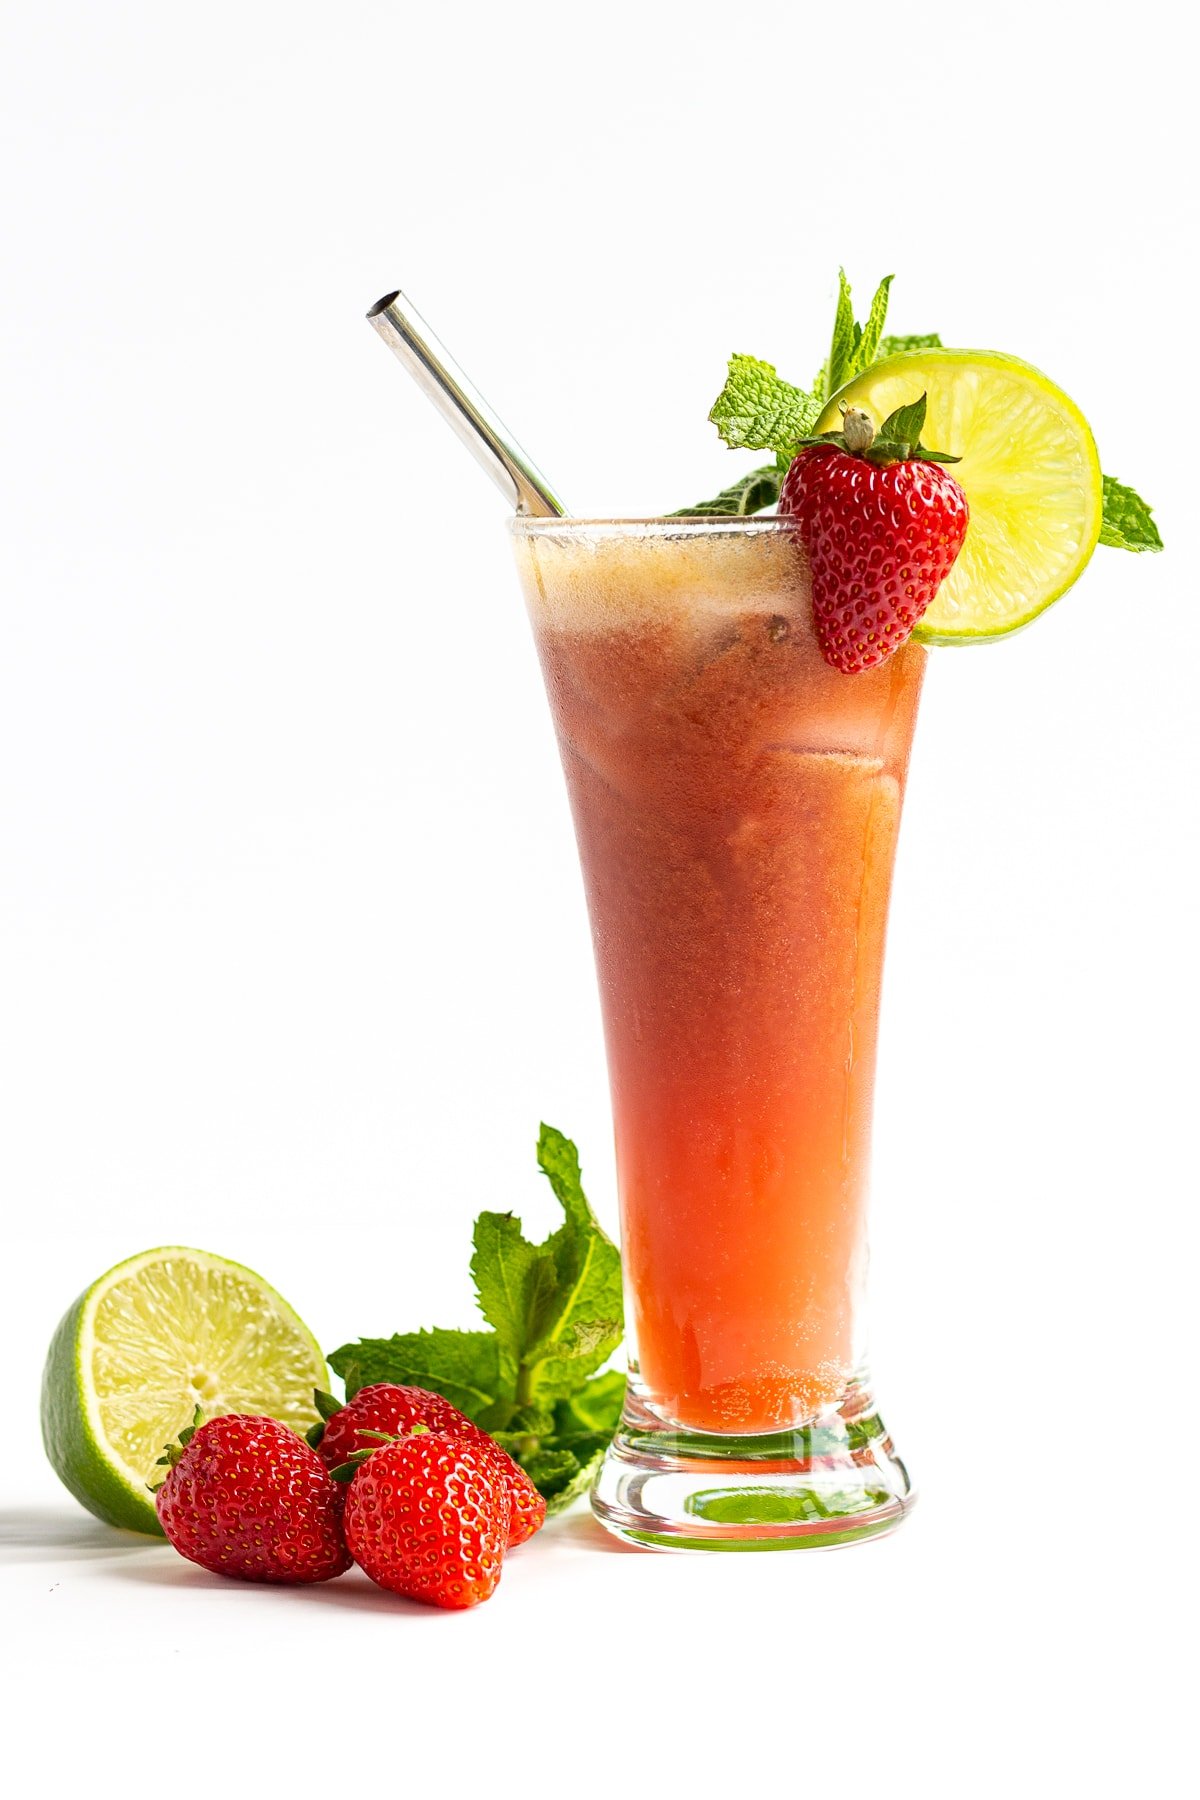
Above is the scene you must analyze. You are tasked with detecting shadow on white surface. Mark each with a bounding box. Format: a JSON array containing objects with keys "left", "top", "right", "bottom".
[
  {"left": 0, "top": 1505, "right": 164, "bottom": 1563},
  {"left": 547, "top": 1506, "right": 646, "bottom": 1554}
]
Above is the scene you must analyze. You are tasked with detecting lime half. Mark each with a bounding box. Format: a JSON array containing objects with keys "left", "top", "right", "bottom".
[
  {"left": 817, "top": 349, "right": 1104, "bottom": 642},
  {"left": 41, "top": 1246, "right": 329, "bottom": 1535}
]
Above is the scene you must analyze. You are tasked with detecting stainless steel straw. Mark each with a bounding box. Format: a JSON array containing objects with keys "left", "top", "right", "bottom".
[{"left": 367, "top": 291, "right": 566, "bottom": 518}]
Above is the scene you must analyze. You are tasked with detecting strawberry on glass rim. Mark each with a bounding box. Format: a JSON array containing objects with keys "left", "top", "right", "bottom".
[{"left": 778, "top": 392, "right": 969, "bottom": 672}]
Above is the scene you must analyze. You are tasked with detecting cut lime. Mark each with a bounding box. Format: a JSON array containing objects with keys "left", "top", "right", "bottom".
[
  {"left": 817, "top": 349, "right": 1104, "bottom": 642},
  {"left": 41, "top": 1246, "right": 329, "bottom": 1535}
]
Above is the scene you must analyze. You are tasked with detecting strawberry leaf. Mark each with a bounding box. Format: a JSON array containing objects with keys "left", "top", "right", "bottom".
[{"left": 879, "top": 393, "right": 928, "bottom": 447}]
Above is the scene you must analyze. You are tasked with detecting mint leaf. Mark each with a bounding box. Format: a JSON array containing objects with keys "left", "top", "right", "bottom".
[
  {"left": 1099, "top": 475, "right": 1163, "bottom": 551},
  {"left": 854, "top": 274, "right": 894, "bottom": 379},
  {"left": 827, "top": 270, "right": 893, "bottom": 396},
  {"left": 523, "top": 1125, "right": 623, "bottom": 1400},
  {"left": 541, "top": 1445, "right": 608, "bottom": 1516},
  {"left": 554, "top": 1368, "right": 626, "bottom": 1436},
  {"left": 469, "top": 1210, "right": 548, "bottom": 1373},
  {"left": 327, "top": 1328, "right": 506, "bottom": 1421},
  {"left": 879, "top": 331, "right": 943, "bottom": 355},
  {"left": 521, "top": 1448, "right": 580, "bottom": 1492},
  {"left": 671, "top": 463, "right": 783, "bottom": 518},
  {"left": 709, "top": 355, "right": 823, "bottom": 455},
  {"left": 826, "top": 268, "right": 859, "bottom": 398}
]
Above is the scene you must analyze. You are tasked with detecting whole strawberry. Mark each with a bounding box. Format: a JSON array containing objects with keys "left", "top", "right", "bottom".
[
  {"left": 342, "top": 1427, "right": 511, "bottom": 1609},
  {"left": 314, "top": 1383, "right": 546, "bottom": 1548},
  {"left": 780, "top": 395, "right": 969, "bottom": 673},
  {"left": 154, "top": 1412, "right": 351, "bottom": 1584}
]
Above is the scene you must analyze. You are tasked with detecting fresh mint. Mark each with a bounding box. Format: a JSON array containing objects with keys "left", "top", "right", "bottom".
[
  {"left": 827, "top": 270, "right": 893, "bottom": 396},
  {"left": 707, "top": 354, "right": 824, "bottom": 455},
  {"left": 1099, "top": 474, "right": 1163, "bottom": 551},
  {"left": 327, "top": 1125, "right": 625, "bottom": 1513},
  {"left": 670, "top": 464, "right": 784, "bottom": 518},
  {"left": 678, "top": 270, "right": 940, "bottom": 511},
  {"left": 879, "top": 331, "right": 943, "bottom": 355}
]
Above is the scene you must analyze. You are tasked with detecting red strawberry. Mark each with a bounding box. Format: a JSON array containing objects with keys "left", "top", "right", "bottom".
[
  {"left": 154, "top": 1413, "right": 351, "bottom": 1584},
  {"left": 779, "top": 401, "right": 969, "bottom": 673},
  {"left": 316, "top": 1383, "right": 546, "bottom": 1548},
  {"left": 316, "top": 1382, "right": 474, "bottom": 1470},
  {"left": 342, "top": 1428, "right": 511, "bottom": 1610}
]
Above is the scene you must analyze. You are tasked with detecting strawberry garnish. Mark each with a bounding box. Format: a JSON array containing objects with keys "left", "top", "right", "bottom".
[{"left": 779, "top": 393, "right": 969, "bottom": 673}]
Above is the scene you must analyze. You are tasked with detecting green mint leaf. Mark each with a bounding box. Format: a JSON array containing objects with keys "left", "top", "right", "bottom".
[
  {"left": 879, "top": 331, "right": 943, "bottom": 355},
  {"left": 826, "top": 268, "right": 859, "bottom": 398},
  {"left": 521, "top": 1447, "right": 580, "bottom": 1492},
  {"left": 543, "top": 1446, "right": 607, "bottom": 1515},
  {"left": 671, "top": 463, "right": 783, "bottom": 518},
  {"left": 326, "top": 1328, "right": 506, "bottom": 1422},
  {"left": 1099, "top": 475, "right": 1163, "bottom": 551},
  {"left": 709, "top": 355, "right": 823, "bottom": 455},
  {"left": 470, "top": 1209, "right": 550, "bottom": 1365},
  {"left": 879, "top": 393, "right": 928, "bottom": 446},
  {"left": 854, "top": 274, "right": 894, "bottom": 378},
  {"left": 553, "top": 1369, "right": 626, "bottom": 1436},
  {"left": 522, "top": 1126, "right": 624, "bottom": 1398}
]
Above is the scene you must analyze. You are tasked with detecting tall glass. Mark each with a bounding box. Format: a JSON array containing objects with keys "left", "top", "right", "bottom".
[{"left": 511, "top": 517, "right": 923, "bottom": 1548}]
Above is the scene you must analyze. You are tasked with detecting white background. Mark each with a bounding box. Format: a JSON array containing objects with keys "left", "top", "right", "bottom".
[{"left": 2, "top": 3, "right": 1194, "bottom": 1793}]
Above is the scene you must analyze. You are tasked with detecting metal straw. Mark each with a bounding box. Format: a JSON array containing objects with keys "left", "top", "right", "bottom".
[{"left": 367, "top": 291, "right": 566, "bottom": 518}]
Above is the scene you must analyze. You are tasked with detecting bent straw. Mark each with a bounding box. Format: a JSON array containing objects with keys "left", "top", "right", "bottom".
[{"left": 367, "top": 291, "right": 566, "bottom": 518}]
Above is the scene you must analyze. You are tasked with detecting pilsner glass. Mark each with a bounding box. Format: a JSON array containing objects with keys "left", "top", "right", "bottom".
[{"left": 511, "top": 517, "right": 923, "bottom": 1548}]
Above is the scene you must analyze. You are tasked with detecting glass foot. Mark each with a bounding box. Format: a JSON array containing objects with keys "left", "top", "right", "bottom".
[{"left": 591, "top": 1384, "right": 914, "bottom": 1551}]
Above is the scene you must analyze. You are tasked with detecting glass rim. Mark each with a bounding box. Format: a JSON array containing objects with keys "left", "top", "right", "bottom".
[{"left": 509, "top": 514, "right": 792, "bottom": 537}]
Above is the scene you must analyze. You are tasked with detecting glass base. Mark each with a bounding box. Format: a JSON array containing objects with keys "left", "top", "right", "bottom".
[{"left": 591, "top": 1382, "right": 914, "bottom": 1551}]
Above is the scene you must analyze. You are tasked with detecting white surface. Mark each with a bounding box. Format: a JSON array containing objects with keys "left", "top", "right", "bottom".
[{"left": 1, "top": 3, "right": 1194, "bottom": 1792}]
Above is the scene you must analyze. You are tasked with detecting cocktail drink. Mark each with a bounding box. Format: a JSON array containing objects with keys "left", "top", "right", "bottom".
[
  {"left": 366, "top": 275, "right": 1159, "bottom": 1555},
  {"left": 513, "top": 518, "right": 923, "bottom": 1544}
]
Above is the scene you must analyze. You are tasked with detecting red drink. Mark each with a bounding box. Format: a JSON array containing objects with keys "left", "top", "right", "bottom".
[{"left": 513, "top": 520, "right": 923, "bottom": 1446}]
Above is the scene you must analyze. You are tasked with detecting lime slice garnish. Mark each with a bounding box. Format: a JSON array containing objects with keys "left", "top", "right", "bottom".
[
  {"left": 816, "top": 349, "right": 1104, "bottom": 641},
  {"left": 40, "top": 1246, "right": 329, "bottom": 1535}
]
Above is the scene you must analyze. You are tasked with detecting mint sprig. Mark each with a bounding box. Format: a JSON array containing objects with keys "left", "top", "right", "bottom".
[
  {"left": 327, "top": 1125, "right": 625, "bottom": 1513},
  {"left": 677, "top": 270, "right": 938, "bottom": 512},
  {"left": 827, "top": 270, "right": 893, "bottom": 397}
]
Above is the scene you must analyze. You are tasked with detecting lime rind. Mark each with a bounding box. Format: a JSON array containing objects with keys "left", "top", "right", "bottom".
[
  {"left": 41, "top": 1245, "right": 329, "bottom": 1537},
  {"left": 817, "top": 348, "right": 1104, "bottom": 643}
]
